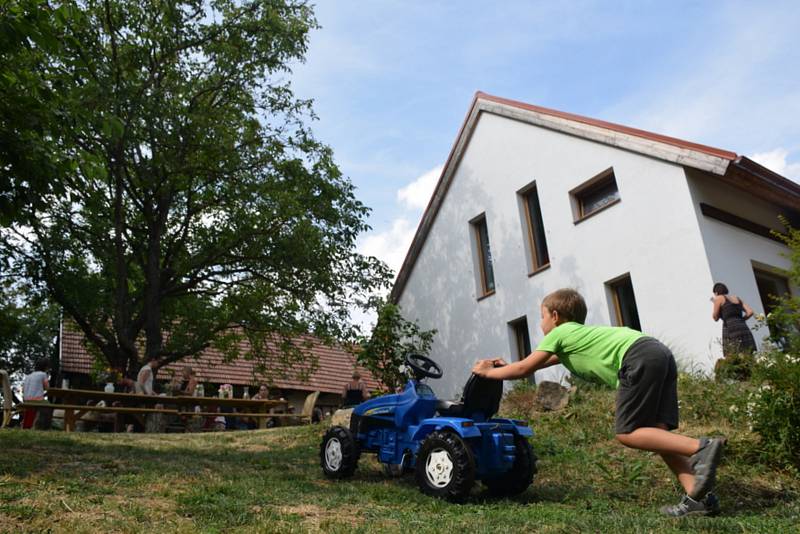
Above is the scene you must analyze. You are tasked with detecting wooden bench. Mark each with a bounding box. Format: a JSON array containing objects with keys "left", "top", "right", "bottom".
[
  {"left": 1, "top": 370, "right": 13, "bottom": 428},
  {"left": 16, "top": 402, "right": 178, "bottom": 432},
  {"left": 190, "top": 391, "right": 320, "bottom": 427},
  {"left": 263, "top": 391, "right": 320, "bottom": 425}
]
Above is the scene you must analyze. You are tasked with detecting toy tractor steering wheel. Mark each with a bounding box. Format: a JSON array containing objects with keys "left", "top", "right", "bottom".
[{"left": 405, "top": 353, "right": 443, "bottom": 380}]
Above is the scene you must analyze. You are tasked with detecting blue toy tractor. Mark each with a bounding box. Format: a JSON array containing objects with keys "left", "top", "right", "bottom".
[{"left": 320, "top": 354, "right": 537, "bottom": 502}]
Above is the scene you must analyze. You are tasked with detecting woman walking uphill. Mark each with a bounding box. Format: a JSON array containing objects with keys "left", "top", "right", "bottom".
[{"left": 711, "top": 282, "right": 756, "bottom": 379}]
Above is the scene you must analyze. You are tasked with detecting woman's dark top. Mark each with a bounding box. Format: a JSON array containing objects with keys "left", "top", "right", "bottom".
[
  {"left": 343, "top": 386, "right": 364, "bottom": 407},
  {"left": 720, "top": 297, "right": 756, "bottom": 356}
]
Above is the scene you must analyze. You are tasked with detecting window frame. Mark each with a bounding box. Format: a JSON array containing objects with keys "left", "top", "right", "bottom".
[
  {"left": 569, "top": 167, "right": 621, "bottom": 224},
  {"left": 753, "top": 266, "right": 792, "bottom": 315},
  {"left": 470, "top": 213, "right": 496, "bottom": 299},
  {"left": 518, "top": 182, "right": 551, "bottom": 275},
  {"left": 508, "top": 316, "right": 532, "bottom": 361},
  {"left": 606, "top": 273, "right": 642, "bottom": 331}
]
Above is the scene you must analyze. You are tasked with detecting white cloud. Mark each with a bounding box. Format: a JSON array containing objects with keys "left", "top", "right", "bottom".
[
  {"left": 358, "top": 217, "right": 417, "bottom": 278},
  {"left": 397, "top": 164, "right": 442, "bottom": 211},
  {"left": 601, "top": 5, "right": 800, "bottom": 153},
  {"left": 751, "top": 148, "right": 800, "bottom": 181}
]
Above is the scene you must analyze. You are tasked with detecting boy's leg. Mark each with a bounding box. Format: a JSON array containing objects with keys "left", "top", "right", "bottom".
[
  {"left": 616, "top": 427, "right": 699, "bottom": 456},
  {"left": 660, "top": 452, "right": 694, "bottom": 495},
  {"left": 616, "top": 425, "right": 699, "bottom": 495},
  {"left": 615, "top": 338, "right": 724, "bottom": 502}
]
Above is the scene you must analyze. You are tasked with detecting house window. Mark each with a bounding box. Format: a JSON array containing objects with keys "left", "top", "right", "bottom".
[
  {"left": 519, "top": 184, "right": 550, "bottom": 273},
  {"left": 607, "top": 274, "right": 641, "bottom": 331},
  {"left": 570, "top": 167, "right": 621, "bottom": 222},
  {"left": 509, "top": 317, "right": 532, "bottom": 361},
  {"left": 471, "top": 215, "right": 495, "bottom": 296},
  {"left": 753, "top": 268, "right": 791, "bottom": 316}
]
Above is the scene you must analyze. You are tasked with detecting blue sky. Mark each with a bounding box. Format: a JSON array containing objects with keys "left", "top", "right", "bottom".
[{"left": 290, "top": 0, "right": 800, "bottom": 277}]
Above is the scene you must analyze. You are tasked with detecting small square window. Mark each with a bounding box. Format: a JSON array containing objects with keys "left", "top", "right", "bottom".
[
  {"left": 570, "top": 167, "right": 621, "bottom": 222},
  {"left": 471, "top": 215, "right": 495, "bottom": 297}
]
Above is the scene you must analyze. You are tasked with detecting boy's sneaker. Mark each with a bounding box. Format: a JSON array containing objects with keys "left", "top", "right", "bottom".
[
  {"left": 660, "top": 493, "right": 720, "bottom": 518},
  {"left": 690, "top": 437, "right": 726, "bottom": 499}
]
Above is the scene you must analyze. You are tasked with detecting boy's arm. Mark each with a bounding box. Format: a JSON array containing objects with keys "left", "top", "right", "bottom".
[{"left": 473, "top": 351, "right": 557, "bottom": 380}]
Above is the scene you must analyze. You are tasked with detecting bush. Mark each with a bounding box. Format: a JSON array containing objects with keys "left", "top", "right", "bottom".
[
  {"left": 738, "top": 220, "right": 800, "bottom": 468},
  {"left": 745, "top": 347, "right": 800, "bottom": 467},
  {"left": 355, "top": 300, "right": 436, "bottom": 392}
]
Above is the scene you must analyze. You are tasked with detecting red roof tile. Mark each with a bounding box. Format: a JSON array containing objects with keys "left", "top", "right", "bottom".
[{"left": 60, "top": 323, "right": 381, "bottom": 395}]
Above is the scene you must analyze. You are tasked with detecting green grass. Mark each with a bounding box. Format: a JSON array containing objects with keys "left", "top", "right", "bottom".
[{"left": 1, "top": 377, "right": 798, "bottom": 533}]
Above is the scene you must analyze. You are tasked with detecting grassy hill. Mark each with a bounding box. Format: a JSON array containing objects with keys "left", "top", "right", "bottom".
[{"left": 1, "top": 376, "right": 798, "bottom": 533}]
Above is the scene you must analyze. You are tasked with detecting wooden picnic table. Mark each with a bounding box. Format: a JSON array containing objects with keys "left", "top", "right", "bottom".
[{"left": 39, "top": 388, "right": 288, "bottom": 432}]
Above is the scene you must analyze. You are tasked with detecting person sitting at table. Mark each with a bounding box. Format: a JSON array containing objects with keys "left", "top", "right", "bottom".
[
  {"left": 169, "top": 366, "right": 198, "bottom": 396},
  {"left": 22, "top": 358, "right": 50, "bottom": 429},
  {"left": 241, "top": 384, "right": 271, "bottom": 429},
  {"left": 136, "top": 357, "right": 159, "bottom": 395},
  {"left": 251, "top": 384, "right": 269, "bottom": 400}
]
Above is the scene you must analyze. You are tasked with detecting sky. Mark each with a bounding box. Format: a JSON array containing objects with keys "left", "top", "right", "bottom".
[{"left": 290, "top": 0, "right": 800, "bottom": 283}]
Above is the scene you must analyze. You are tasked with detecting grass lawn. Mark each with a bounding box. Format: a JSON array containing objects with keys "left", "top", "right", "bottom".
[{"left": 1, "top": 378, "right": 798, "bottom": 533}]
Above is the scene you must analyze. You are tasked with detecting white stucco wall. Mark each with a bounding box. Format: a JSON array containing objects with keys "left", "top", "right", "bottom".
[
  {"left": 397, "top": 112, "right": 729, "bottom": 398},
  {"left": 686, "top": 169, "right": 793, "bottom": 356}
]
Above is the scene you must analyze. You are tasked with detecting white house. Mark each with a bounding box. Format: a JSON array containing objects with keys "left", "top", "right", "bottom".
[{"left": 390, "top": 91, "right": 799, "bottom": 398}]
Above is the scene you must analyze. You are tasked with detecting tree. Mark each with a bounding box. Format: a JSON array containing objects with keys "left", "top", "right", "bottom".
[
  {"left": 0, "top": 278, "right": 60, "bottom": 378},
  {"left": 356, "top": 301, "right": 436, "bottom": 392},
  {"left": 0, "top": 0, "right": 391, "bottom": 379}
]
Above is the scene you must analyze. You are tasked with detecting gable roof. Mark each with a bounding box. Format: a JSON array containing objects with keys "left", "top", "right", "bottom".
[
  {"left": 60, "top": 324, "right": 380, "bottom": 395},
  {"left": 390, "top": 91, "right": 800, "bottom": 303}
]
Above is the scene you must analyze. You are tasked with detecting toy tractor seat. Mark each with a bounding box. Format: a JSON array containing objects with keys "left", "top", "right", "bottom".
[{"left": 435, "top": 373, "right": 503, "bottom": 421}]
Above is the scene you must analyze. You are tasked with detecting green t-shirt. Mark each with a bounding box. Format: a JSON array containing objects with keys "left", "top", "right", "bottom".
[{"left": 535, "top": 322, "right": 645, "bottom": 388}]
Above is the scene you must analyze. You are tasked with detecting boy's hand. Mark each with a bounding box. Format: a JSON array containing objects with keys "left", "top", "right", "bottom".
[
  {"left": 471, "top": 359, "right": 492, "bottom": 376},
  {"left": 472, "top": 358, "right": 503, "bottom": 377}
]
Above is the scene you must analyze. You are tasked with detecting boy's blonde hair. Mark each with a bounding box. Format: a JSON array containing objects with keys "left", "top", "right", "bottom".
[{"left": 542, "top": 288, "right": 587, "bottom": 324}]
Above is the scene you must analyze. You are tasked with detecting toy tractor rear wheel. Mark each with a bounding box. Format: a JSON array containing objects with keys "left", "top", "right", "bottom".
[
  {"left": 320, "top": 426, "right": 360, "bottom": 479},
  {"left": 415, "top": 431, "right": 475, "bottom": 502},
  {"left": 483, "top": 435, "right": 537, "bottom": 496}
]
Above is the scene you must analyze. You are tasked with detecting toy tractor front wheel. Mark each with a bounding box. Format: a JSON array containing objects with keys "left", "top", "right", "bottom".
[
  {"left": 320, "top": 426, "right": 360, "bottom": 479},
  {"left": 415, "top": 431, "right": 475, "bottom": 502},
  {"left": 483, "top": 435, "right": 537, "bottom": 496}
]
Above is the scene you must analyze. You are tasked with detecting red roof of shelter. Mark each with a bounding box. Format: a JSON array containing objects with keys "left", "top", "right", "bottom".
[{"left": 60, "top": 323, "right": 381, "bottom": 395}]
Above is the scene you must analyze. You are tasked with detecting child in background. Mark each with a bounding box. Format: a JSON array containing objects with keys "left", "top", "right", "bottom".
[
  {"left": 22, "top": 358, "right": 50, "bottom": 429},
  {"left": 472, "top": 288, "right": 726, "bottom": 517}
]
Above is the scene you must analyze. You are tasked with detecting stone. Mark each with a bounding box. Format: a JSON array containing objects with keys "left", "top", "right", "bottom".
[
  {"left": 330, "top": 407, "right": 353, "bottom": 428},
  {"left": 534, "top": 381, "right": 573, "bottom": 412}
]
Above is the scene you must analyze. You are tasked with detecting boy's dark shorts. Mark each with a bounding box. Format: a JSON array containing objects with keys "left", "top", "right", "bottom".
[{"left": 615, "top": 336, "right": 679, "bottom": 434}]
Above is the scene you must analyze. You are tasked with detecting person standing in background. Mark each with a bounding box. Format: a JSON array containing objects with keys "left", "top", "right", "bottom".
[
  {"left": 136, "top": 357, "right": 159, "bottom": 395},
  {"left": 22, "top": 358, "right": 50, "bottom": 429},
  {"left": 341, "top": 371, "right": 369, "bottom": 407},
  {"left": 711, "top": 282, "right": 757, "bottom": 379}
]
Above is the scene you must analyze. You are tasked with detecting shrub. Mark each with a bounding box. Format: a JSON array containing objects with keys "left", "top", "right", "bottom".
[
  {"left": 739, "top": 220, "right": 800, "bottom": 467},
  {"left": 745, "top": 347, "right": 800, "bottom": 467},
  {"left": 355, "top": 300, "right": 436, "bottom": 392}
]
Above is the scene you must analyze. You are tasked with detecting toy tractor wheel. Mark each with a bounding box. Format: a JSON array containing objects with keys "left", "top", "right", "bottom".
[
  {"left": 415, "top": 431, "right": 475, "bottom": 502},
  {"left": 483, "top": 435, "right": 537, "bottom": 496},
  {"left": 320, "top": 426, "right": 360, "bottom": 478}
]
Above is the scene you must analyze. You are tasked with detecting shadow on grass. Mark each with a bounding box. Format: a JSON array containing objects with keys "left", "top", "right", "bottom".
[
  {"left": 720, "top": 480, "right": 796, "bottom": 516},
  {"left": 0, "top": 428, "right": 317, "bottom": 480}
]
